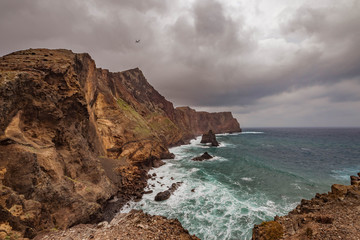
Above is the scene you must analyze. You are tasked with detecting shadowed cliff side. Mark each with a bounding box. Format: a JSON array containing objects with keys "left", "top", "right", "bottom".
[{"left": 0, "top": 48, "right": 241, "bottom": 239}]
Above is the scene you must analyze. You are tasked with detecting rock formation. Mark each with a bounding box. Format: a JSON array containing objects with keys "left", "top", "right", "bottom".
[
  {"left": 174, "top": 106, "right": 241, "bottom": 141},
  {"left": 200, "top": 130, "right": 219, "bottom": 146},
  {"left": 34, "top": 209, "right": 199, "bottom": 240},
  {"left": 0, "top": 48, "right": 241, "bottom": 239},
  {"left": 192, "top": 152, "right": 213, "bottom": 161},
  {"left": 252, "top": 174, "right": 360, "bottom": 240},
  {"left": 154, "top": 182, "right": 183, "bottom": 201}
]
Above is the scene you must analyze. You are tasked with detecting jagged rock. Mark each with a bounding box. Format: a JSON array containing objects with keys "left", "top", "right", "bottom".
[
  {"left": 154, "top": 182, "right": 183, "bottom": 201},
  {"left": 350, "top": 175, "right": 360, "bottom": 186},
  {"left": 34, "top": 210, "right": 200, "bottom": 240},
  {"left": 160, "top": 152, "right": 175, "bottom": 159},
  {"left": 252, "top": 175, "right": 360, "bottom": 240},
  {"left": 200, "top": 130, "right": 219, "bottom": 146},
  {"left": 192, "top": 152, "right": 213, "bottom": 161}
]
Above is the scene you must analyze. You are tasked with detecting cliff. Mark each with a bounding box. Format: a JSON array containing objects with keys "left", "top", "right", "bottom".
[
  {"left": 0, "top": 48, "right": 241, "bottom": 239},
  {"left": 252, "top": 175, "right": 360, "bottom": 240},
  {"left": 175, "top": 106, "right": 241, "bottom": 141}
]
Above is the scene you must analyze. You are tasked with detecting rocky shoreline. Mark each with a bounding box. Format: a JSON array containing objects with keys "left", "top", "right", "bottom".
[
  {"left": 0, "top": 48, "right": 241, "bottom": 239},
  {"left": 252, "top": 174, "right": 360, "bottom": 240},
  {"left": 2, "top": 48, "right": 359, "bottom": 240}
]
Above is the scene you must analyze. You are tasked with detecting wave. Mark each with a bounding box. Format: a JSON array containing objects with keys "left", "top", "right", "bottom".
[
  {"left": 241, "top": 131, "right": 264, "bottom": 134},
  {"left": 120, "top": 149, "right": 295, "bottom": 240}
]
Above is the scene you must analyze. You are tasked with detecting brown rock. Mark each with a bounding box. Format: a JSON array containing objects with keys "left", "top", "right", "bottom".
[
  {"left": 34, "top": 210, "right": 200, "bottom": 240},
  {"left": 252, "top": 175, "right": 360, "bottom": 240},
  {"left": 174, "top": 106, "right": 241, "bottom": 141},
  {"left": 155, "top": 182, "right": 183, "bottom": 201},
  {"left": 155, "top": 190, "right": 171, "bottom": 201},
  {"left": 192, "top": 152, "right": 213, "bottom": 161},
  {"left": 0, "top": 49, "right": 240, "bottom": 239},
  {"left": 200, "top": 130, "right": 219, "bottom": 146}
]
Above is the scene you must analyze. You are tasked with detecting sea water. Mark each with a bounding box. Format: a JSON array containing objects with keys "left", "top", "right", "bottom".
[{"left": 121, "top": 128, "right": 360, "bottom": 240}]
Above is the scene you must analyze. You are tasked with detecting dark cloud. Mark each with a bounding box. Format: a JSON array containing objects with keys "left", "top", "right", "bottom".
[{"left": 0, "top": 0, "right": 359, "bottom": 126}]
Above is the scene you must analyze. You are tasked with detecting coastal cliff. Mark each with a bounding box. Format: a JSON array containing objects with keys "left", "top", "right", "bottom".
[
  {"left": 175, "top": 106, "right": 241, "bottom": 141},
  {"left": 0, "top": 48, "right": 241, "bottom": 239},
  {"left": 252, "top": 175, "right": 360, "bottom": 240}
]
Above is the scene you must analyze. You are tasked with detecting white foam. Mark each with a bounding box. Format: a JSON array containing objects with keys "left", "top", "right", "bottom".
[
  {"left": 120, "top": 133, "right": 295, "bottom": 240},
  {"left": 241, "top": 131, "right": 264, "bottom": 134},
  {"left": 241, "top": 177, "right": 253, "bottom": 182}
]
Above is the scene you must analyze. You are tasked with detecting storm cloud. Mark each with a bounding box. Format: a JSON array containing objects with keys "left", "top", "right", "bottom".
[{"left": 1, "top": 0, "right": 359, "bottom": 127}]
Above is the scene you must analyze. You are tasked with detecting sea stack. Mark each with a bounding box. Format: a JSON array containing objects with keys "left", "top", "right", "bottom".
[
  {"left": 192, "top": 152, "right": 213, "bottom": 161},
  {"left": 200, "top": 130, "right": 219, "bottom": 146}
]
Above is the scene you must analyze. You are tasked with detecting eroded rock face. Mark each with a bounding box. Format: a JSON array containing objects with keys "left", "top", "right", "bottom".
[
  {"left": 200, "top": 130, "right": 219, "bottom": 146},
  {"left": 34, "top": 209, "right": 200, "bottom": 240},
  {"left": 175, "top": 106, "right": 241, "bottom": 140},
  {"left": 252, "top": 175, "right": 360, "bottom": 240},
  {"left": 0, "top": 48, "right": 240, "bottom": 238}
]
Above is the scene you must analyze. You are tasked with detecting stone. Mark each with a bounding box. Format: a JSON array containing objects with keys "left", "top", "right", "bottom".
[
  {"left": 192, "top": 152, "right": 213, "bottom": 161},
  {"left": 154, "top": 190, "right": 171, "bottom": 201},
  {"left": 200, "top": 130, "right": 219, "bottom": 146},
  {"left": 154, "top": 182, "right": 183, "bottom": 201},
  {"left": 350, "top": 175, "right": 360, "bottom": 186}
]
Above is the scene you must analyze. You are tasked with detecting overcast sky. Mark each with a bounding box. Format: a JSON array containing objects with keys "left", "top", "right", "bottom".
[{"left": 1, "top": 0, "right": 359, "bottom": 127}]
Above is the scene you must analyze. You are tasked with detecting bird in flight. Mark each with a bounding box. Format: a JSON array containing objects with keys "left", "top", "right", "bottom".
[{"left": 135, "top": 40, "right": 140, "bottom": 43}]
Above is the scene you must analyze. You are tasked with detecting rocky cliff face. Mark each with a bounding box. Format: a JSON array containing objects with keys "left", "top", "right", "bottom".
[
  {"left": 0, "top": 48, "right": 241, "bottom": 239},
  {"left": 175, "top": 106, "right": 241, "bottom": 141},
  {"left": 252, "top": 175, "right": 360, "bottom": 240}
]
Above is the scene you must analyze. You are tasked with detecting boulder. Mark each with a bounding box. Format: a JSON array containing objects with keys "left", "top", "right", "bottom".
[
  {"left": 200, "top": 130, "right": 219, "bottom": 146},
  {"left": 350, "top": 175, "right": 360, "bottom": 186},
  {"left": 155, "top": 190, "right": 171, "bottom": 201},
  {"left": 192, "top": 152, "right": 213, "bottom": 161},
  {"left": 154, "top": 182, "right": 183, "bottom": 201}
]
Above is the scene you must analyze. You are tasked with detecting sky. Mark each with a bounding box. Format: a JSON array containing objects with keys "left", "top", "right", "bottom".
[{"left": 1, "top": 0, "right": 359, "bottom": 127}]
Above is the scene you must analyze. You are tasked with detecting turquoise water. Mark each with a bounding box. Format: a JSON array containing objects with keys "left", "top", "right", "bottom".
[{"left": 121, "top": 128, "right": 360, "bottom": 240}]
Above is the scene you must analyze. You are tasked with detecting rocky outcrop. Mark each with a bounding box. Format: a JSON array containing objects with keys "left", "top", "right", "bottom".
[
  {"left": 192, "top": 152, "right": 213, "bottom": 161},
  {"left": 200, "top": 130, "right": 219, "bottom": 146},
  {"left": 34, "top": 209, "right": 200, "bottom": 240},
  {"left": 174, "top": 106, "right": 241, "bottom": 141},
  {"left": 154, "top": 182, "right": 183, "bottom": 201},
  {"left": 0, "top": 48, "right": 240, "bottom": 239},
  {"left": 252, "top": 174, "right": 360, "bottom": 240}
]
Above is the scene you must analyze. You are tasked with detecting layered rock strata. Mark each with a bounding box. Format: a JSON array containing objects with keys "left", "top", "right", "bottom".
[
  {"left": 174, "top": 106, "right": 241, "bottom": 141},
  {"left": 0, "top": 48, "right": 241, "bottom": 239},
  {"left": 252, "top": 175, "right": 360, "bottom": 240}
]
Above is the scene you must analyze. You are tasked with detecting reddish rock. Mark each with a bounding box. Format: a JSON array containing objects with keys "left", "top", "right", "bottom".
[{"left": 174, "top": 106, "right": 241, "bottom": 141}]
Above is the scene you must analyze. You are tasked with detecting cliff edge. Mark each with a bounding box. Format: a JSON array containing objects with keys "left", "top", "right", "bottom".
[{"left": 0, "top": 48, "right": 241, "bottom": 239}]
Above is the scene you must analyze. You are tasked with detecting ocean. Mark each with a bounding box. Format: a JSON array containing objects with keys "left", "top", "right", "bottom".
[{"left": 121, "top": 128, "right": 360, "bottom": 240}]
